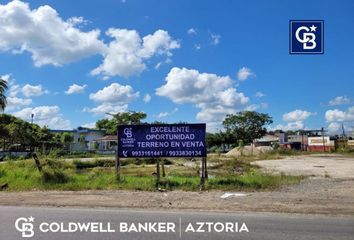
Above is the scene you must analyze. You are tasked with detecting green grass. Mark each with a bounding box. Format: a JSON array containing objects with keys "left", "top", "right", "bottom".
[{"left": 0, "top": 157, "right": 304, "bottom": 192}]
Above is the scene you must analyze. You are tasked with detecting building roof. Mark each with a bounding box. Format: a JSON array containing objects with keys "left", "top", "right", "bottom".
[
  {"left": 254, "top": 134, "right": 279, "bottom": 142},
  {"left": 93, "top": 135, "right": 118, "bottom": 141},
  {"left": 49, "top": 127, "right": 105, "bottom": 134}
]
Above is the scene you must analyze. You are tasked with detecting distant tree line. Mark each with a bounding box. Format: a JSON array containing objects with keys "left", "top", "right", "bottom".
[{"left": 0, "top": 114, "right": 72, "bottom": 153}]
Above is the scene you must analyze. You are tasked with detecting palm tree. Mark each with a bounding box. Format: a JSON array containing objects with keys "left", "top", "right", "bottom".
[{"left": 0, "top": 78, "right": 8, "bottom": 111}]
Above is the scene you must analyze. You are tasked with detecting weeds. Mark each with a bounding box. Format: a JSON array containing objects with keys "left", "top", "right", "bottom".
[
  {"left": 73, "top": 159, "right": 115, "bottom": 169},
  {"left": 41, "top": 168, "right": 69, "bottom": 184},
  {"left": 0, "top": 155, "right": 304, "bottom": 192}
]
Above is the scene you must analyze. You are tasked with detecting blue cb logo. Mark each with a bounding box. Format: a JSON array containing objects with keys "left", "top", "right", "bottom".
[{"left": 290, "top": 20, "right": 324, "bottom": 54}]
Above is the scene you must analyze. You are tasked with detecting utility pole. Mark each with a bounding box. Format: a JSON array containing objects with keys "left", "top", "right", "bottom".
[
  {"left": 321, "top": 127, "right": 326, "bottom": 152},
  {"left": 341, "top": 123, "right": 346, "bottom": 138}
]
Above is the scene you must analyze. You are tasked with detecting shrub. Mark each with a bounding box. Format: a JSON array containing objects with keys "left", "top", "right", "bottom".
[
  {"left": 41, "top": 168, "right": 69, "bottom": 184},
  {"left": 44, "top": 159, "right": 65, "bottom": 169},
  {"left": 73, "top": 159, "right": 115, "bottom": 169},
  {"left": 0, "top": 169, "right": 6, "bottom": 178}
]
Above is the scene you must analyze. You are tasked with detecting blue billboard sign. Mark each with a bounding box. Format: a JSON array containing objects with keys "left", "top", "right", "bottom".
[{"left": 117, "top": 124, "right": 206, "bottom": 158}]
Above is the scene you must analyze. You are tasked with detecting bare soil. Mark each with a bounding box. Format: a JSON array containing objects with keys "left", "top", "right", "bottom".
[{"left": 1, "top": 154, "right": 353, "bottom": 216}]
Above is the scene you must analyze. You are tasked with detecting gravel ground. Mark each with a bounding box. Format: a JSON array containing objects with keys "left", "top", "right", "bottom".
[
  {"left": 253, "top": 154, "right": 354, "bottom": 178},
  {"left": 0, "top": 154, "right": 353, "bottom": 215}
]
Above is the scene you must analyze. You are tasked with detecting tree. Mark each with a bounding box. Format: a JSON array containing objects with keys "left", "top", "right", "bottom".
[
  {"left": 0, "top": 78, "right": 8, "bottom": 111},
  {"left": 61, "top": 132, "right": 73, "bottom": 145},
  {"left": 111, "top": 111, "right": 147, "bottom": 125},
  {"left": 96, "top": 119, "right": 118, "bottom": 135},
  {"left": 223, "top": 111, "right": 273, "bottom": 144},
  {"left": 0, "top": 114, "right": 58, "bottom": 152},
  {"left": 96, "top": 111, "right": 147, "bottom": 135}
]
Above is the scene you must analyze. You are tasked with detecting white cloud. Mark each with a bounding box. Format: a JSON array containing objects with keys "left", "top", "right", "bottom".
[
  {"left": 273, "top": 121, "right": 304, "bottom": 131},
  {"left": 81, "top": 122, "right": 96, "bottom": 129},
  {"left": 85, "top": 83, "right": 138, "bottom": 115},
  {"left": 196, "top": 105, "right": 235, "bottom": 123},
  {"left": 327, "top": 122, "right": 341, "bottom": 133},
  {"left": 271, "top": 109, "right": 315, "bottom": 132},
  {"left": 0, "top": 2, "right": 180, "bottom": 78},
  {"left": 91, "top": 29, "right": 180, "bottom": 79},
  {"left": 327, "top": 122, "right": 353, "bottom": 135},
  {"left": 255, "top": 91, "right": 265, "bottom": 98},
  {"left": 65, "top": 84, "right": 87, "bottom": 95},
  {"left": 210, "top": 32, "right": 221, "bottom": 45},
  {"left": 325, "top": 107, "right": 354, "bottom": 122},
  {"left": 260, "top": 102, "right": 269, "bottom": 109},
  {"left": 154, "top": 57, "right": 172, "bottom": 70},
  {"left": 143, "top": 94, "right": 151, "bottom": 103},
  {"left": 22, "top": 84, "right": 47, "bottom": 97},
  {"left": 157, "top": 112, "right": 169, "bottom": 118},
  {"left": 194, "top": 44, "right": 201, "bottom": 50},
  {"left": 283, "top": 109, "right": 315, "bottom": 122},
  {"left": 8, "top": 84, "right": 20, "bottom": 97},
  {"left": 156, "top": 67, "right": 243, "bottom": 104},
  {"left": 83, "top": 103, "right": 128, "bottom": 115},
  {"left": 12, "top": 105, "right": 71, "bottom": 129},
  {"left": 244, "top": 103, "right": 269, "bottom": 111},
  {"left": 325, "top": 107, "right": 354, "bottom": 135},
  {"left": 245, "top": 104, "right": 260, "bottom": 111},
  {"left": 187, "top": 28, "right": 197, "bottom": 35},
  {"left": 0, "top": 74, "right": 11, "bottom": 83},
  {"left": 328, "top": 96, "right": 350, "bottom": 106},
  {"left": 237, "top": 67, "right": 255, "bottom": 81},
  {"left": 155, "top": 107, "right": 178, "bottom": 118},
  {"left": 1, "top": 74, "right": 33, "bottom": 111},
  {"left": 155, "top": 62, "right": 163, "bottom": 70},
  {"left": 1, "top": 74, "right": 19, "bottom": 97},
  {"left": 6, "top": 96, "right": 32, "bottom": 110},
  {"left": 89, "top": 83, "right": 139, "bottom": 103},
  {"left": 156, "top": 67, "right": 249, "bottom": 131},
  {"left": 0, "top": 0, "right": 105, "bottom": 67}
]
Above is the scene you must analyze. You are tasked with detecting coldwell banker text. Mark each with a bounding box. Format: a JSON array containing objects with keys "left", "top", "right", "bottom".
[{"left": 15, "top": 217, "right": 249, "bottom": 238}]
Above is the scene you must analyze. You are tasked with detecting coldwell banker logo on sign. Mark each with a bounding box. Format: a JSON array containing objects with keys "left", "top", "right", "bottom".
[{"left": 290, "top": 20, "right": 324, "bottom": 54}]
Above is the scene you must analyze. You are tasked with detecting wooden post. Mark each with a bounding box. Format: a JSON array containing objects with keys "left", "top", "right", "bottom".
[
  {"left": 161, "top": 159, "right": 166, "bottom": 177},
  {"left": 115, "top": 151, "right": 120, "bottom": 181},
  {"left": 156, "top": 158, "right": 160, "bottom": 189},
  {"left": 204, "top": 157, "right": 208, "bottom": 179},
  {"left": 200, "top": 158, "right": 205, "bottom": 190}
]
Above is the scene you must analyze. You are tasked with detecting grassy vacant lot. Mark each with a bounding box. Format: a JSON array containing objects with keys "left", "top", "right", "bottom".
[{"left": 0, "top": 155, "right": 304, "bottom": 192}]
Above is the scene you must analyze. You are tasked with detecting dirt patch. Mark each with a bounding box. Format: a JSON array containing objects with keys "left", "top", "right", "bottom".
[{"left": 253, "top": 154, "right": 354, "bottom": 178}]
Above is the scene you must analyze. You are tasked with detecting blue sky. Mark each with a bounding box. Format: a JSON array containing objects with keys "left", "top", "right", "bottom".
[{"left": 0, "top": 0, "right": 353, "bottom": 134}]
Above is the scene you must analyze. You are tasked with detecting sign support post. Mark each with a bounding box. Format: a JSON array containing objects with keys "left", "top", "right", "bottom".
[
  {"left": 204, "top": 157, "right": 208, "bottom": 179},
  {"left": 161, "top": 159, "right": 166, "bottom": 177},
  {"left": 156, "top": 158, "right": 160, "bottom": 188},
  {"left": 200, "top": 157, "right": 206, "bottom": 190},
  {"left": 115, "top": 150, "right": 120, "bottom": 181}
]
